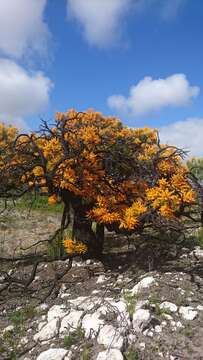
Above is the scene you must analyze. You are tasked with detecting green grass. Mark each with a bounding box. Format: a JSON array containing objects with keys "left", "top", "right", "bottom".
[
  {"left": 125, "top": 349, "right": 140, "bottom": 360},
  {"left": 123, "top": 291, "right": 137, "bottom": 317},
  {"left": 8, "top": 305, "right": 37, "bottom": 330},
  {"left": 82, "top": 343, "right": 92, "bottom": 360},
  {"left": 15, "top": 193, "right": 63, "bottom": 213},
  {"left": 63, "top": 327, "right": 84, "bottom": 349},
  {"left": 1, "top": 305, "right": 37, "bottom": 359},
  {"left": 195, "top": 227, "right": 203, "bottom": 249}
]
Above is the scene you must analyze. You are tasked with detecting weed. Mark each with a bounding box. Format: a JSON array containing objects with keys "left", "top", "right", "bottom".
[
  {"left": 125, "top": 349, "right": 140, "bottom": 360},
  {"left": 123, "top": 291, "right": 137, "bottom": 317},
  {"left": 82, "top": 342, "right": 92, "bottom": 360},
  {"left": 8, "top": 305, "right": 37, "bottom": 330},
  {"left": 195, "top": 227, "right": 203, "bottom": 249},
  {"left": 64, "top": 327, "right": 84, "bottom": 349},
  {"left": 148, "top": 294, "right": 171, "bottom": 316}
]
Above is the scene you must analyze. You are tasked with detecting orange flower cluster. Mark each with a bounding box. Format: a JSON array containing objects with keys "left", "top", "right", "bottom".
[{"left": 63, "top": 239, "right": 87, "bottom": 254}]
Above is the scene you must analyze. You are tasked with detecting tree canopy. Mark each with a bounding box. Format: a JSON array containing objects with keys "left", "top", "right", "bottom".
[{"left": 0, "top": 110, "right": 198, "bottom": 258}]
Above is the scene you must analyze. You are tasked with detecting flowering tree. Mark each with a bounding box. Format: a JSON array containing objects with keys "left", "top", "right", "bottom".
[{"left": 0, "top": 110, "right": 197, "bottom": 258}]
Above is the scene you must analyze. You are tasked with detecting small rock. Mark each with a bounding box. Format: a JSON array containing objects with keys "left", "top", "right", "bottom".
[
  {"left": 131, "top": 276, "right": 156, "bottom": 295},
  {"left": 160, "top": 302, "right": 177, "bottom": 313},
  {"left": 128, "top": 333, "right": 137, "bottom": 345},
  {"left": 82, "top": 312, "right": 104, "bottom": 338},
  {"left": 36, "top": 348, "right": 68, "bottom": 360},
  {"left": 176, "top": 321, "right": 184, "bottom": 328},
  {"left": 3, "top": 325, "right": 14, "bottom": 334},
  {"left": 163, "top": 314, "right": 173, "bottom": 321},
  {"left": 37, "top": 303, "right": 48, "bottom": 312},
  {"left": 97, "top": 325, "right": 124, "bottom": 349},
  {"left": 139, "top": 342, "right": 146, "bottom": 350},
  {"left": 154, "top": 325, "right": 162, "bottom": 333},
  {"left": 179, "top": 306, "right": 198, "bottom": 320},
  {"left": 60, "top": 310, "right": 83, "bottom": 334},
  {"left": 34, "top": 318, "right": 59, "bottom": 341},
  {"left": 143, "top": 329, "right": 154, "bottom": 337},
  {"left": 96, "top": 349, "right": 123, "bottom": 360},
  {"left": 96, "top": 275, "right": 107, "bottom": 284},
  {"left": 61, "top": 293, "right": 71, "bottom": 299},
  {"left": 47, "top": 305, "right": 67, "bottom": 322},
  {"left": 135, "top": 300, "right": 149, "bottom": 311},
  {"left": 20, "top": 337, "right": 28, "bottom": 345},
  {"left": 133, "top": 309, "right": 151, "bottom": 332},
  {"left": 92, "top": 290, "right": 100, "bottom": 294},
  {"left": 197, "top": 305, "right": 203, "bottom": 311},
  {"left": 194, "top": 247, "right": 203, "bottom": 259}
]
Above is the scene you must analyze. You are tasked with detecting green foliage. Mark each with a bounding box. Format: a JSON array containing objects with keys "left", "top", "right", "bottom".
[
  {"left": 63, "top": 327, "right": 84, "bottom": 349},
  {"left": 195, "top": 227, "right": 203, "bottom": 249},
  {"left": 0, "top": 305, "right": 37, "bottom": 359},
  {"left": 16, "top": 193, "right": 63, "bottom": 213},
  {"left": 148, "top": 294, "right": 171, "bottom": 316},
  {"left": 125, "top": 349, "right": 140, "bottom": 360},
  {"left": 8, "top": 305, "right": 37, "bottom": 329},
  {"left": 82, "top": 342, "right": 92, "bottom": 360},
  {"left": 123, "top": 291, "right": 137, "bottom": 317}
]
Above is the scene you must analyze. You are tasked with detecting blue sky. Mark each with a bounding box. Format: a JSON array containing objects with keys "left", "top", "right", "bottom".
[{"left": 0, "top": 0, "right": 203, "bottom": 156}]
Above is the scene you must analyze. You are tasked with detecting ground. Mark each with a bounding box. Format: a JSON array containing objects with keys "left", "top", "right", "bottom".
[{"left": 0, "top": 208, "right": 203, "bottom": 360}]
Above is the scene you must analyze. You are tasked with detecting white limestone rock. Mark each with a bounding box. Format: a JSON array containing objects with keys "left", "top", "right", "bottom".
[
  {"left": 82, "top": 312, "right": 104, "bottom": 338},
  {"left": 97, "top": 324, "right": 124, "bottom": 349},
  {"left": 36, "top": 348, "right": 68, "bottom": 360},
  {"left": 96, "top": 349, "right": 123, "bottom": 360},
  {"left": 131, "top": 276, "right": 156, "bottom": 295},
  {"left": 135, "top": 300, "right": 149, "bottom": 311},
  {"left": 109, "top": 300, "right": 130, "bottom": 325},
  {"left": 179, "top": 306, "right": 198, "bottom": 320},
  {"left": 96, "top": 275, "right": 107, "bottom": 284},
  {"left": 139, "top": 342, "right": 146, "bottom": 350},
  {"left": 133, "top": 309, "right": 151, "bottom": 332},
  {"left": 60, "top": 310, "right": 83, "bottom": 334},
  {"left": 143, "top": 329, "right": 154, "bottom": 337},
  {"left": 160, "top": 302, "right": 177, "bottom": 313},
  {"left": 154, "top": 325, "right": 162, "bottom": 333},
  {"left": 69, "top": 296, "right": 99, "bottom": 311},
  {"left": 38, "top": 321, "right": 47, "bottom": 331},
  {"left": 47, "top": 305, "right": 68, "bottom": 322},
  {"left": 37, "top": 303, "right": 48, "bottom": 312},
  {"left": 34, "top": 318, "right": 59, "bottom": 341},
  {"left": 193, "top": 247, "right": 203, "bottom": 259},
  {"left": 3, "top": 325, "right": 14, "bottom": 334}
]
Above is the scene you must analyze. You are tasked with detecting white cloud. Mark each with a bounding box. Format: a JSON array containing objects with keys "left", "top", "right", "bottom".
[
  {"left": 0, "top": 59, "right": 53, "bottom": 128},
  {"left": 159, "top": 118, "right": 203, "bottom": 157},
  {"left": 0, "top": 0, "right": 49, "bottom": 58},
  {"left": 67, "top": 0, "right": 132, "bottom": 48},
  {"left": 66, "top": 0, "right": 185, "bottom": 48},
  {"left": 108, "top": 74, "right": 199, "bottom": 116}
]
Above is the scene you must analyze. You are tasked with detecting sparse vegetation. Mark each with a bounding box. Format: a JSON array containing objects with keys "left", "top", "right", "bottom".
[
  {"left": 63, "top": 327, "right": 84, "bottom": 349},
  {"left": 123, "top": 291, "right": 137, "bottom": 317}
]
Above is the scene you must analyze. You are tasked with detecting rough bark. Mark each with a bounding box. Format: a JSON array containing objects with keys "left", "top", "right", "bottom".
[{"left": 61, "top": 189, "right": 104, "bottom": 259}]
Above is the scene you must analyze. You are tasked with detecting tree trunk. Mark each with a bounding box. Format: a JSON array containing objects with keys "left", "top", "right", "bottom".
[
  {"left": 61, "top": 189, "right": 104, "bottom": 259},
  {"left": 73, "top": 211, "right": 103, "bottom": 259},
  {"left": 96, "top": 223, "right": 104, "bottom": 256}
]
